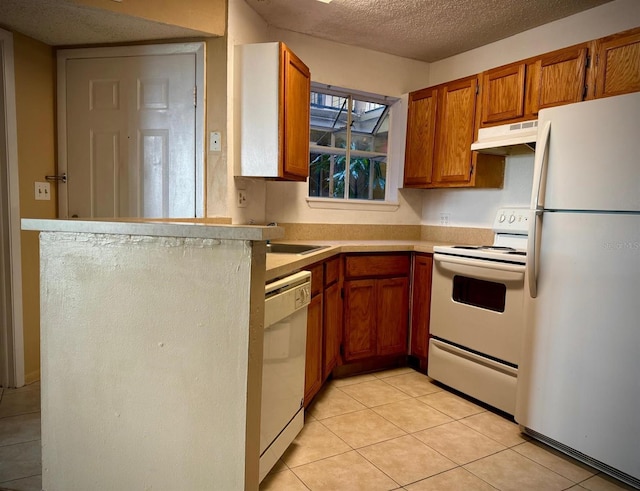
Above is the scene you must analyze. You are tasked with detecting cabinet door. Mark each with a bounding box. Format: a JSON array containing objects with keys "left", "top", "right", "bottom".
[
  {"left": 343, "top": 279, "right": 377, "bottom": 361},
  {"left": 404, "top": 87, "right": 437, "bottom": 187},
  {"left": 481, "top": 63, "right": 526, "bottom": 125},
  {"left": 433, "top": 76, "right": 478, "bottom": 185},
  {"left": 594, "top": 27, "right": 640, "bottom": 99},
  {"left": 410, "top": 254, "right": 433, "bottom": 360},
  {"left": 323, "top": 281, "right": 342, "bottom": 378},
  {"left": 304, "top": 293, "right": 323, "bottom": 406},
  {"left": 376, "top": 277, "right": 409, "bottom": 356},
  {"left": 281, "top": 44, "right": 311, "bottom": 180},
  {"left": 526, "top": 45, "right": 588, "bottom": 114}
]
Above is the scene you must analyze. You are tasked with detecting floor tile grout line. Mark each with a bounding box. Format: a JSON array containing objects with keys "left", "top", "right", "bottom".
[
  {"left": 0, "top": 472, "right": 43, "bottom": 485},
  {"left": 0, "top": 410, "right": 41, "bottom": 420},
  {"left": 0, "top": 438, "right": 41, "bottom": 449},
  {"left": 507, "top": 444, "right": 598, "bottom": 485}
]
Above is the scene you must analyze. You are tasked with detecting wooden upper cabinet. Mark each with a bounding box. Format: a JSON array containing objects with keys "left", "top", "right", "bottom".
[
  {"left": 481, "top": 63, "right": 526, "bottom": 125},
  {"left": 593, "top": 27, "right": 640, "bottom": 99},
  {"left": 281, "top": 44, "right": 311, "bottom": 180},
  {"left": 432, "top": 76, "right": 478, "bottom": 185},
  {"left": 236, "top": 42, "right": 310, "bottom": 180},
  {"left": 526, "top": 44, "right": 588, "bottom": 115},
  {"left": 404, "top": 75, "right": 504, "bottom": 189},
  {"left": 403, "top": 87, "right": 437, "bottom": 187}
]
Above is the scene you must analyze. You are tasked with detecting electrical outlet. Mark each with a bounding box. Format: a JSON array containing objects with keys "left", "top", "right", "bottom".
[
  {"left": 237, "top": 190, "right": 248, "bottom": 208},
  {"left": 439, "top": 213, "right": 450, "bottom": 226},
  {"left": 209, "top": 131, "right": 221, "bottom": 152},
  {"left": 35, "top": 182, "right": 51, "bottom": 201}
]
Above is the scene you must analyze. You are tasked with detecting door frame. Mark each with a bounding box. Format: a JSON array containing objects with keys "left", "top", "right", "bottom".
[
  {"left": 0, "top": 28, "right": 25, "bottom": 388},
  {"left": 56, "top": 42, "right": 206, "bottom": 218}
]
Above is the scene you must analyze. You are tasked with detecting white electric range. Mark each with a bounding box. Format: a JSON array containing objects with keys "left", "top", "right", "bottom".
[{"left": 428, "top": 208, "right": 529, "bottom": 415}]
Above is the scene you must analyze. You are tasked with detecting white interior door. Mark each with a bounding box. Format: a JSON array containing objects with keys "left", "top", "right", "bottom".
[
  {"left": 0, "top": 28, "right": 23, "bottom": 388},
  {"left": 59, "top": 44, "right": 204, "bottom": 218}
]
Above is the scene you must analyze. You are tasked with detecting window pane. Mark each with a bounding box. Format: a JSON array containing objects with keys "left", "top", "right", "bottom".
[
  {"left": 351, "top": 98, "right": 386, "bottom": 134},
  {"left": 310, "top": 92, "right": 348, "bottom": 148},
  {"left": 308, "top": 153, "right": 346, "bottom": 199},
  {"left": 348, "top": 157, "right": 386, "bottom": 201}
]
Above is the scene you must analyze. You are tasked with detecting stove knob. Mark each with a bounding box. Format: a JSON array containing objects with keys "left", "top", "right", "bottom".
[
  {"left": 509, "top": 214, "right": 516, "bottom": 223},
  {"left": 499, "top": 214, "right": 506, "bottom": 223}
]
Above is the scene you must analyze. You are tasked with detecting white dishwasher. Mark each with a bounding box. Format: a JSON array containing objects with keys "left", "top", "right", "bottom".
[{"left": 260, "top": 270, "right": 311, "bottom": 482}]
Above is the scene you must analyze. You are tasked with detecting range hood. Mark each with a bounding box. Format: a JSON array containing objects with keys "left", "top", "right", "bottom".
[{"left": 471, "top": 120, "right": 538, "bottom": 155}]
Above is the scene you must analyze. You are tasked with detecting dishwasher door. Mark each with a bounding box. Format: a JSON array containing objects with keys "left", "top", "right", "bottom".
[{"left": 260, "top": 270, "right": 311, "bottom": 481}]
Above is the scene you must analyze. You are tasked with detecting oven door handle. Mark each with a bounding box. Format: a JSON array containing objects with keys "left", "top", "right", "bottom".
[{"left": 434, "top": 254, "right": 525, "bottom": 282}]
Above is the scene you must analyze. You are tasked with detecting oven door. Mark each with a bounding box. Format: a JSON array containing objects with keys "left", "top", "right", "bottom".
[{"left": 430, "top": 253, "right": 525, "bottom": 365}]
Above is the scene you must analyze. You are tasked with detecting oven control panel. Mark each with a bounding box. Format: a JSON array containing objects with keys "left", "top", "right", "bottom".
[{"left": 493, "top": 208, "right": 530, "bottom": 234}]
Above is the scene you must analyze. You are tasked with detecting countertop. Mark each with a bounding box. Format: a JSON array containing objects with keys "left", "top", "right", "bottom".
[
  {"left": 266, "top": 240, "right": 446, "bottom": 282},
  {"left": 21, "top": 218, "right": 285, "bottom": 242}
]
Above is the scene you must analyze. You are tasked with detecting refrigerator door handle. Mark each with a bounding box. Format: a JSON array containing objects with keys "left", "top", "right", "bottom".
[
  {"left": 528, "top": 120, "right": 551, "bottom": 299},
  {"left": 530, "top": 120, "right": 551, "bottom": 211},
  {"left": 527, "top": 209, "right": 543, "bottom": 298}
]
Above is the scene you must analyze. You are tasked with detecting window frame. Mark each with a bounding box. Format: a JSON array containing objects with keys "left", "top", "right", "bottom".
[{"left": 307, "top": 83, "right": 400, "bottom": 208}]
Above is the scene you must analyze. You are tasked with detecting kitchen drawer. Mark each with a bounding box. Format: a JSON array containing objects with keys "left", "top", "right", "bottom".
[
  {"left": 324, "top": 256, "right": 341, "bottom": 286},
  {"left": 344, "top": 254, "right": 410, "bottom": 279}
]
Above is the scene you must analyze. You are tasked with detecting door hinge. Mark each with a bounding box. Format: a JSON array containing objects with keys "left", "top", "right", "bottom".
[
  {"left": 469, "top": 162, "right": 475, "bottom": 177},
  {"left": 475, "top": 84, "right": 479, "bottom": 95},
  {"left": 339, "top": 344, "right": 344, "bottom": 357},
  {"left": 340, "top": 287, "right": 344, "bottom": 299},
  {"left": 583, "top": 84, "right": 589, "bottom": 99},
  {"left": 585, "top": 55, "right": 591, "bottom": 68},
  {"left": 193, "top": 86, "right": 197, "bottom": 107}
]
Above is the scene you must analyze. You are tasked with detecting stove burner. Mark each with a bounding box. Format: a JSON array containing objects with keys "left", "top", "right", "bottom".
[
  {"left": 482, "top": 246, "right": 516, "bottom": 252},
  {"left": 451, "top": 245, "right": 519, "bottom": 252}
]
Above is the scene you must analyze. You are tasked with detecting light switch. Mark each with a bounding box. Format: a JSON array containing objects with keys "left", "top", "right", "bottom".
[{"left": 35, "top": 182, "right": 51, "bottom": 201}]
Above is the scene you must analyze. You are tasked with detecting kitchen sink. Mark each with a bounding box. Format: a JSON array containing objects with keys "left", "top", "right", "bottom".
[{"left": 266, "top": 243, "right": 329, "bottom": 255}]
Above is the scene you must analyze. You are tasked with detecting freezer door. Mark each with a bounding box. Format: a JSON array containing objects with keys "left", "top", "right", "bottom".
[
  {"left": 537, "top": 92, "right": 640, "bottom": 212},
  {"left": 516, "top": 211, "right": 640, "bottom": 481}
]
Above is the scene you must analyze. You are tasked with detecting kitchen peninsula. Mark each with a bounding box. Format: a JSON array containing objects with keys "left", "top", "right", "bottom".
[{"left": 21, "top": 219, "right": 283, "bottom": 491}]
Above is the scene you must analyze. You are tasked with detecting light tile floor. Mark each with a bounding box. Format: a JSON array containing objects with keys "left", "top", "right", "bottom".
[
  {"left": 0, "top": 382, "right": 42, "bottom": 491},
  {"left": 260, "top": 368, "right": 637, "bottom": 491},
  {"left": 0, "top": 371, "right": 635, "bottom": 491}
]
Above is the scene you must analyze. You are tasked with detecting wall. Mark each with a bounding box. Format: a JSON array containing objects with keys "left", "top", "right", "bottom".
[
  {"left": 13, "top": 32, "right": 56, "bottom": 384},
  {"left": 72, "top": 0, "right": 226, "bottom": 37},
  {"left": 226, "top": 0, "right": 271, "bottom": 225},
  {"left": 39, "top": 232, "right": 262, "bottom": 490},
  {"left": 227, "top": 0, "right": 432, "bottom": 226},
  {"left": 421, "top": 0, "right": 640, "bottom": 228},
  {"left": 204, "top": 36, "right": 229, "bottom": 218}
]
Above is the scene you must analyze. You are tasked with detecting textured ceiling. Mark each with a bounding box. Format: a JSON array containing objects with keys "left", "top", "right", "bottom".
[
  {"left": 0, "top": 0, "right": 614, "bottom": 59},
  {"left": 246, "top": 0, "right": 614, "bottom": 62},
  {"left": 0, "top": 0, "right": 208, "bottom": 46}
]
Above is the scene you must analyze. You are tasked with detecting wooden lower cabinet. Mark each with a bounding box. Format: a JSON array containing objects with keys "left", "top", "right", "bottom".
[
  {"left": 323, "top": 280, "right": 342, "bottom": 378},
  {"left": 303, "top": 256, "right": 342, "bottom": 407},
  {"left": 343, "top": 279, "right": 377, "bottom": 361},
  {"left": 304, "top": 293, "right": 323, "bottom": 405},
  {"left": 409, "top": 254, "right": 433, "bottom": 372},
  {"left": 376, "top": 277, "right": 410, "bottom": 356},
  {"left": 342, "top": 254, "right": 411, "bottom": 363}
]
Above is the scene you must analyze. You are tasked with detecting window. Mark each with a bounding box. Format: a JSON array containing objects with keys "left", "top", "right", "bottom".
[{"left": 308, "top": 85, "right": 396, "bottom": 202}]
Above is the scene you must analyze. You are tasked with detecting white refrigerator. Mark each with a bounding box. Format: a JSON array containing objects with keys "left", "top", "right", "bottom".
[{"left": 515, "top": 92, "right": 640, "bottom": 488}]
